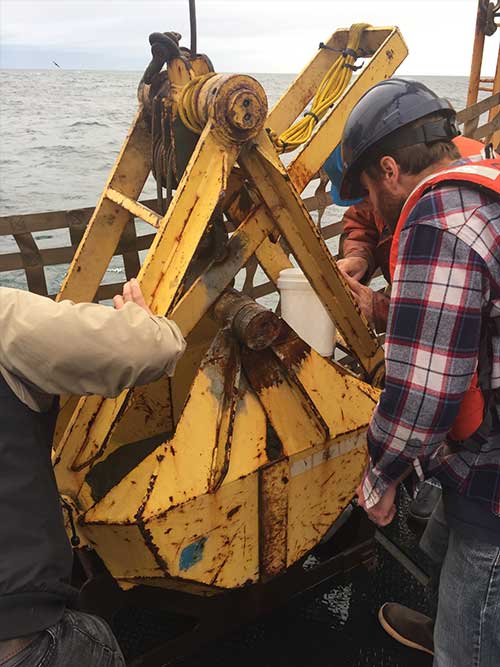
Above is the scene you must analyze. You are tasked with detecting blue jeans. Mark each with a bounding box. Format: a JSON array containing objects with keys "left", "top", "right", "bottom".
[
  {"left": 421, "top": 501, "right": 500, "bottom": 667},
  {"left": 1, "top": 610, "right": 125, "bottom": 667}
]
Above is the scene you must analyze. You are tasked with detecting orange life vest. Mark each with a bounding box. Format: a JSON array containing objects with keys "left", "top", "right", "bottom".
[{"left": 389, "top": 156, "right": 500, "bottom": 441}]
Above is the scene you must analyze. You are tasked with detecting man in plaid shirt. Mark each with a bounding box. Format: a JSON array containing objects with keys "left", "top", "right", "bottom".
[
  {"left": 339, "top": 78, "right": 500, "bottom": 666},
  {"left": 361, "top": 166, "right": 500, "bottom": 520}
]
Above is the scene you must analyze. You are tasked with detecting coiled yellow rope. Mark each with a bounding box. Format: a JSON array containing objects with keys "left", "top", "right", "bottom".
[
  {"left": 177, "top": 23, "right": 370, "bottom": 144},
  {"left": 177, "top": 72, "right": 217, "bottom": 133},
  {"left": 273, "top": 23, "right": 371, "bottom": 153}
]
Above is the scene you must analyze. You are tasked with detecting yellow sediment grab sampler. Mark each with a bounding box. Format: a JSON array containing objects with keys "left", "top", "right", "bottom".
[{"left": 53, "top": 25, "right": 408, "bottom": 593}]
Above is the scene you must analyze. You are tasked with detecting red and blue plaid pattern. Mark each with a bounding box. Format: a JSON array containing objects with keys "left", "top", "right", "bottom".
[{"left": 362, "top": 173, "right": 500, "bottom": 517}]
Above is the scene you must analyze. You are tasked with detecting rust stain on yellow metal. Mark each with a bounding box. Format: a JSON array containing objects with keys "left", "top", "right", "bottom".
[
  {"left": 272, "top": 327, "right": 380, "bottom": 436},
  {"left": 172, "top": 206, "right": 275, "bottom": 337},
  {"left": 53, "top": 26, "right": 407, "bottom": 594},
  {"left": 259, "top": 459, "right": 289, "bottom": 578},
  {"left": 76, "top": 328, "right": 378, "bottom": 590},
  {"left": 170, "top": 313, "right": 219, "bottom": 423},
  {"left": 143, "top": 330, "right": 242, "bottom": 512},
  {"left": 224, "top": 378, "right": 268, "bottom": 484},
  {"left": 105, "top": 187, "right": 162, "bottom": 228},
  {"left": 241, "top": 345, "right": 328, "bottom": 456},
  {"left": 108, "top": 376, "right": 173, "bottom": 449},
  {"left": 142, "top": 131, "right": 240, "bottom": 314}
]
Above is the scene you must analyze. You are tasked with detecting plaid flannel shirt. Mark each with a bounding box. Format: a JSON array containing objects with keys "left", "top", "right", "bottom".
[{"left": 362, "top": 161, "right": 500, "bottom": 517}]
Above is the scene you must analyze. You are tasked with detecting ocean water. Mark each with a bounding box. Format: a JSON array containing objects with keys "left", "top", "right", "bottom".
[{"left": 0, "top": 70, "right": 471, "bottom": 293}]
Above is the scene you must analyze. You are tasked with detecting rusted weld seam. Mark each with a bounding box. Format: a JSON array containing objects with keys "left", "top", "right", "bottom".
[{"left": 135, "top": 467, "right": 171, "bottom": 576}]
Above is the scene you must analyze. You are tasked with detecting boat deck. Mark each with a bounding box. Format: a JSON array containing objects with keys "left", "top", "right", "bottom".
[{"left": 114, "top": 491, "right": 435, "bottom": 667}]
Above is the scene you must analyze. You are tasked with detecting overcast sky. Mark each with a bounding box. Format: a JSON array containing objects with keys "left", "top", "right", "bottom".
[{"left": 0, "top": 0, "right": 498, "bottom": 75}]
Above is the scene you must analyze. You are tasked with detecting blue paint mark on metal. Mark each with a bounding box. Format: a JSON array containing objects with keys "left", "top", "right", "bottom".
[{"left": 179, "top": 536, "right": 207, "bottom": 571}]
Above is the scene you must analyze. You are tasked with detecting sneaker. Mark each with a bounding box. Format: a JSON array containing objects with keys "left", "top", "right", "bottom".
[
  {"left": 408, "top": 480, "right": 441, "bottom": 524},
  {"left": 378, "top": 602, "right": 434, "bottom": 656}
]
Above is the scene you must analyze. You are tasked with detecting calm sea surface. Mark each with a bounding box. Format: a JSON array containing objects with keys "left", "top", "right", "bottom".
[{"left": 0, "top": 71, "right": 470, "bottom": 293}]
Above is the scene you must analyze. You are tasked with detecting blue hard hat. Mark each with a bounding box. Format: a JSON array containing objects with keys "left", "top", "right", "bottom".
[
  {"left": 339, "top": 78, "right": 459, "bottom": 199},
  {"left": 324, "top": 144, "right": 363, "bottom": 207}
]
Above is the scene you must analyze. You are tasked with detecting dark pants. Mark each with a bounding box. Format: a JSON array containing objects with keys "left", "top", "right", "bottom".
[
  {"left": 420, "top": 500, "right": 500, "bottom": 667},
  {"left": 0, "top": 610, "right": 125, "bottom": 667}
]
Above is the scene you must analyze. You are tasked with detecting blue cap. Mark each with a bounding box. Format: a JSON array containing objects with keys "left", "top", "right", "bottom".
[{"left": 324, "top": 144, "right": 363, "bottom": 207}]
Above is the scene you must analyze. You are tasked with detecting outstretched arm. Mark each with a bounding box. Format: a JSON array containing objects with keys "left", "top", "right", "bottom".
[{"left": 0, "top": 281, "right": 186, "bottom": 399}]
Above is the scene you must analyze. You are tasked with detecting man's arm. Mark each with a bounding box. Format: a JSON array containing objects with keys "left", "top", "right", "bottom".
[
  {"left": 337, "top": 200, "right": 381, "bottom": 280},
  {"left": 342, "top": 272, "right": 390, "bottom": 333},
  {"left": 0, "top": 284, "right": 186, "bottom": 399},
  {"left": 360, "top": 221, "right": 486, "bottom": 510}
]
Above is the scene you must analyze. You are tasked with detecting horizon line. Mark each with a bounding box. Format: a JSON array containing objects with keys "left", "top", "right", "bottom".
[{"left": 0, "top": 66, "right": 474, "bottom": 77}]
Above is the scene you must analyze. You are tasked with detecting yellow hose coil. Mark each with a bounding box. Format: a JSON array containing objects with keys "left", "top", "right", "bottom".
[{"left": 274, "top": 23, "right": 371, "bottom": 152}]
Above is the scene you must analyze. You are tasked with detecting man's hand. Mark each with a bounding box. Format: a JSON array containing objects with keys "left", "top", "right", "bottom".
[
  {"left": 337, "top": 256, "right": 369, "bottom": 281},
  {"left": 113, "top": 278, "right": 153, "bottom": 316},
  {"left": 357, "top": 479, "right": 397, "bottom": 526},
  {"left": 341, "top": 271, "right": 375, "bottom": 325}
]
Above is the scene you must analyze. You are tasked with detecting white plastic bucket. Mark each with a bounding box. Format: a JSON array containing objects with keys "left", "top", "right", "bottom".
[{"left": 277, "top": 268, "right": 336, "bottom": 357}]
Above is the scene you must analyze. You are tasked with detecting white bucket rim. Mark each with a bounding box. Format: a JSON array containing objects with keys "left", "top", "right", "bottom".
[{"left": 277, "top": 267, "right": 312, "bottom": 288}]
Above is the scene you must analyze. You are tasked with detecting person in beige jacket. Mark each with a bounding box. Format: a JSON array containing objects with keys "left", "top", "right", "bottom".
[
  {"left": 0, "top": 278, "right": 185, "bottom": 411},
  {"left": 0, "top": 279, "right": 185, "bottom": 667}
]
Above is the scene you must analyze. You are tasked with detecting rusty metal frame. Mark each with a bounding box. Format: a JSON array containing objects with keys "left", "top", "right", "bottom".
[
  {"left": 54, "top": 123, "right": 241, "bottom": 499},
  {"left": 239, "top": 135, "right": 382, "bottom": 372},
  {"left": 46, "top": 26, "right": 409, "bottom": 607},
  {"left": 54, "top": 26, "right": 406, "bottom": 505},
  {"left": 176, "top": 26, "right": 407, "bottom": 375}
]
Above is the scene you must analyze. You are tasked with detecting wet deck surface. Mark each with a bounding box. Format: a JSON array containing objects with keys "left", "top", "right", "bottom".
[
  {"left": 115, "top": 491, "right": 435, "bottom": 667},
  {"left": 173, "top": 496, "right": 434, "bottom": 667},
  {"left": 173, "top": 543, "right": 433, "bottom": 667}
]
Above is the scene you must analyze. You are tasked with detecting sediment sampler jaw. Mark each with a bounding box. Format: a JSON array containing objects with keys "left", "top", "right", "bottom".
[{"left": 81, "top": 318, "right": 379, "bottom": 591}]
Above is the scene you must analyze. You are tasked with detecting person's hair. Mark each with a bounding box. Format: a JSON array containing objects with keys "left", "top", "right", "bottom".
[{"left": 364, "top": 112, "right": 460, "bottom": 180}]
